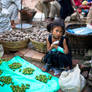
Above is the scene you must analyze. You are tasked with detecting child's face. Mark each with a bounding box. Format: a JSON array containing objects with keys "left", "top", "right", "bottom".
[{"left": 52, "top": 26, "right": 63, "bottom": 39}]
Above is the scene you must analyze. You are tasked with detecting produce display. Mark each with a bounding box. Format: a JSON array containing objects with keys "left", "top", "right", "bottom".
[
  {"left": 0, "top": 30, "right": 31, "bottom": 42},
  {"left": 22, "top": 67, "right": 35, "bottom": 75},
  {"left": 10, "top": 84, "right": 30, "bottom": 92},
  {"left": 30, "top": 28, "right": 49, "bottom": 43},
  {"left": 0, "top": 75, "right": 30, "bottom": 92},
  {"left": 35, "top": 74, "right": 52, "bottom": 83},
  {"left": 0, "top": 76, "right": 12, "bottom": 84},
  {"left": 9, "top": 62, "right": 22, "bottom": 69},
  {"left": 0, "top": 56, "right": 59, "bottom": 92},
  {"left": 0, "top": 70, "right": 2, "bottom": 75},
  {"left": 24, "top": 21, "right": 50, "bottom": 43}
]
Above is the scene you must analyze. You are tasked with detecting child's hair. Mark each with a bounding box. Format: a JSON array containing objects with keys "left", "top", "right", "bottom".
[{"left": 47, "top": 19, "right": 65, "bottom": 35}]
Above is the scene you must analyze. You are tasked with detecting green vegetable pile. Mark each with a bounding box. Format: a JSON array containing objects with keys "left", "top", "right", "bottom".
[
  {"left": 10, "top": 84, "right": 30, "bottom": 92},
  {"left": 22, "top": 67, "right": 35, "bottom": 75},
  {"left": 0, "top": 75, "right": 30, "bottom": 92},
  {"left": 35, "top": 74, "right": 52, "bottom": 83},
  {"left": 0, "top": 76, "right": 12, "bottom": 85},
  {"left": 9, "top": 62, "right": 22, "bottom": 69},
  {"left": 0, "top": 70, "right": 3, "bottom": 75}
]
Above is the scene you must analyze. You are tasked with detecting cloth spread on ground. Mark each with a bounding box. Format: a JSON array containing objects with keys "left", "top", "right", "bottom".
[{"left": 0, "top": 56, "right": 60, "bottom": 92}]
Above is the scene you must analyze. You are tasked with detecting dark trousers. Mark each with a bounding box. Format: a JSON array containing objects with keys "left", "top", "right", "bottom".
[{"left": 43, "top": 51, "right": 72, "bottom": 69}]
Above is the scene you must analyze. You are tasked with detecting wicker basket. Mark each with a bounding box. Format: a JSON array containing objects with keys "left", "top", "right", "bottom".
[
  {"left": 30, "top": 39, "right": 47, "bottom": 53},
  {"left": 66, "top": 23, "right": 92, "bottom": 55},
  {"left": 21, "top": 7, "right": 36, "bottom": 23},
  {"left": 0, "top": 39, "right": 29, "bottom": 51}
]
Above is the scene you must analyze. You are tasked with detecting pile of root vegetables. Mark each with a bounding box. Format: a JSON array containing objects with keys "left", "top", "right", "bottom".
[
  {"left": 24, "top": 21, "right": 50, "bottom": 43},
  {"left": 0, "top": 30, "right": 31, "bottom": 42},
  {"left": 0, "top": 22, "right": 50, "bottom": 43}
]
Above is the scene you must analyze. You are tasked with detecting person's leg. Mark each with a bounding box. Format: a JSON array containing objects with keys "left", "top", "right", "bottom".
[
  {"left": 53, "top": 1, "right": 61, "bottom": 18},
  {"left": 42, "top": 60, "right": 52, "bottom": 72},
  {"left": 41, "top": 1, "right": 50, "bottom": 19},
  {"left": 49, "top": 1, "right": 61, "bottom": 20},
  {"left": 8, "top": 4, "right": 18, "bottom": 28},
  {"left": 52, "top": 52, "right": 65, "bottom": 75},
  {"left": 42, "top": 51, "right": 53, "bottom": 72},
  {"left": 58, "top": 53, "right": 65, "bottom": 69}
]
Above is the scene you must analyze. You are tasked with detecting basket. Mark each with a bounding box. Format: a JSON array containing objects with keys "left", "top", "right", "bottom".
[
  {"left": 66, "top": 23, "right": 92, "bottom": 55},
  {"left": 0, "top": 39, "right": 29, "bottom": 51},
  {"left": 30, "top": 39, "right": 46, "bottom": 53},
  {"left": 21, "top": 7, "right": 36, "bottom": 23}
]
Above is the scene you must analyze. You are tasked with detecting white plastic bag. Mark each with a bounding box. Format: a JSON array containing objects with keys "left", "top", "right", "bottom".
[{"left": 59, "top": 64, "right": 86, "bottom": 92}]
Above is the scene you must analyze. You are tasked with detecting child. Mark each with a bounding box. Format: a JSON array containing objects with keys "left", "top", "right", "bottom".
[{"left": 42, "top": 19, "right": 72, "bottom": 74}]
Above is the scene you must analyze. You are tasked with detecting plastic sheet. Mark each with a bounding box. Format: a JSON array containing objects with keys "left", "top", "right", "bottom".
[
  {"left": 67, "top": 27, "right": 92, "bottom": 35},
  {"left": 0, "top": 56, "right": 60, "bottom": 92}
]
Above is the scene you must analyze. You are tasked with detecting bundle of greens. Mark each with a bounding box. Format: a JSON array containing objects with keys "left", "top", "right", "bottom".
[
  {"left": 35, "top": 74, "right": 52, "bottom": 83},
  {"left": 10, "top": 83, "right": 30, "bottom": 92},
  {"left": 0, "top": 76, "right": 12, "bottom": 85},
  {"left": 9, "top": 62, "right": 22, "bottom": 69},
  {"left": 23, "top": 67, "right": 35, "bottom": 75}
]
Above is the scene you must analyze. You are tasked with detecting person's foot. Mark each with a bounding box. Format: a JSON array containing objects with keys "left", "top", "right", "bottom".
[
  {"left": 42, "top": 64, "right": 51, "bottom": 72},
  {"left": 53, "top": 69, "right": 61, "bottom": 76},
  {"left": 42, "top": 67, "right": 46, "bottom": 71}
]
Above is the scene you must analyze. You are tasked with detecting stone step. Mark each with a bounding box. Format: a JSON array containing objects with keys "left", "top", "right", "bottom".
[{"left": 15, "top": 49, "right": 45, "bottom": 62}]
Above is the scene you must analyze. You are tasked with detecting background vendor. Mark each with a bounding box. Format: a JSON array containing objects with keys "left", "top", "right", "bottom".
[{"left": 1, "top": 0, "right": 22, "bottom": 28}]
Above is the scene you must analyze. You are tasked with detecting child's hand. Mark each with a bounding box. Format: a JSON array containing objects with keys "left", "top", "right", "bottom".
[
  {"left": 51, "top": 44, "right": 58, "bottom": 49},
  {"left": 52, "top": 40, "right": 59, "bottom": 45}
]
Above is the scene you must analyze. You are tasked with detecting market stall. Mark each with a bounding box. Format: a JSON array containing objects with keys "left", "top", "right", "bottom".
[{"left": 0, "top": 56, "right": 60, "bottom": 92}]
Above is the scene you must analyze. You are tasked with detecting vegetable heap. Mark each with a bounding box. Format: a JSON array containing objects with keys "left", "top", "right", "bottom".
[
  {"left": 23, "top": 67, "right": 35, "bottom": 75},
  {"left": 10, "top": 84, "right": 30, "bottom": 92},
  {"left": 35, "top": 74, "right": 52, "bottom": 83},
  {"left": 9, "top": 62, "right": 22, "bottom": 69}
]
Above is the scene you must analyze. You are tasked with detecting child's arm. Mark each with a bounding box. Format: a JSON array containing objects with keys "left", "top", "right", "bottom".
[
  {"left": 46, "top": 37, "right": 58, "bottom": 51},
  {"left": 63, "top": 38, "right": 69, "bottom": 54},
  {"left": 46, "top": 37, "right": 52, "bottom": 51}
]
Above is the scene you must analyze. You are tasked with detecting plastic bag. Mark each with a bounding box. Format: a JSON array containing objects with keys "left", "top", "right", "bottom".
[{"left": 59, "top": 64, "right": 86, "bottom": 92}]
